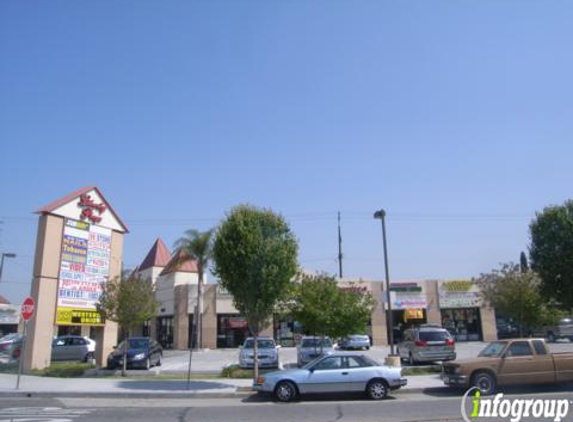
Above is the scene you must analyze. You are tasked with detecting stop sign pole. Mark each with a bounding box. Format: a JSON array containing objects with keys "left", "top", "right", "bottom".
[{"left": 16, "top": 296, "right": 35, "bottom": 390}]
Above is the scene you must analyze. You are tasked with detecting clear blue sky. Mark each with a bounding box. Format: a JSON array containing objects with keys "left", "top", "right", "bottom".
[{"left": 1, "top": 1, "right": 572, "bottom": 304}]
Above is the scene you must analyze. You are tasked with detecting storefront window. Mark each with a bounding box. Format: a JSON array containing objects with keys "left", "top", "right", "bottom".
[
  {"left": 217, "top": 314, "right": 249, "bottom": 348},
  {"left": 156, "top": 316, "right": 173, "bottom": 349},
  {"left": 441, "top": 308, "right": 482, "bottom": 341}
]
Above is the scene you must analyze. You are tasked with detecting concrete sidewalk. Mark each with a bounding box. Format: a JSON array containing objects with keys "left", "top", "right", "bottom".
[{"left": 0, "top": 373, "right": 445, "bottom": 398}]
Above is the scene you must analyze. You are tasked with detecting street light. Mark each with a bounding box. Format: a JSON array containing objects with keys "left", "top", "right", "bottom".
[
  {"left": 373, "top": 209, "right": 395, "bottom": 356},
  {"left": 0, "top": 253, "right": 17, "bottom": 283}
]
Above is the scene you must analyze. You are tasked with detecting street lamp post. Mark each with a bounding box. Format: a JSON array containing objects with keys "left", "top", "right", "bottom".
[
  {"left": 0, "top": 253, "right": 17, "bottom": 283},
  {"left": 373, "top": 210, "right": 395, "bottom": 356}
]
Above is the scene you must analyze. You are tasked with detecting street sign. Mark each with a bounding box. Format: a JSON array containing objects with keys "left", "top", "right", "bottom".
[{"left": 20, "top": 296, "right": 35, "bottom": 321}]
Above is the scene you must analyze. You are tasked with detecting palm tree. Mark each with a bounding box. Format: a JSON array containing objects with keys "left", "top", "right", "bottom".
[{"left": 174, "top": 229, "right": 213, "bottom": 349}]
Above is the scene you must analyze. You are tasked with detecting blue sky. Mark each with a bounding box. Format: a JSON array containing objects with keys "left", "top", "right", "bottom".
[{"left": 1, "top": 1, "right": 572, "bottom": 304}]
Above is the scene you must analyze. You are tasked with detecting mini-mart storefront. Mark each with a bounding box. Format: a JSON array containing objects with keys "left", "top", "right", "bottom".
[
  {"left": 438, "top": 280, "right": 483, "bottom": 341},
  {"left": 389, "top": 282, "right": 428, "bottom": 342}
]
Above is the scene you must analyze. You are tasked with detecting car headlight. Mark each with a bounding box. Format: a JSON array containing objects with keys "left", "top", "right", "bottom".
[
  {"left": 255, "top": 377, "right": 266, "bottom": 384},
  {"left": 133, "top": 353, "right": 146, "bottom": 360}
]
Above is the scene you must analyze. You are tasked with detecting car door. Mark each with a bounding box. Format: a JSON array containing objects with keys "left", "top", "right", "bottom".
[
  {"left": 302, "top": 356, "right": 349, "bottom": 393},
  {"left": 68, "top": 337, "right": 86, "bottom": 361},
  {"left": 52, "top": 337, "right": 71, "bottom": 361},
  {"left": 344, "top": 355, "right": 373, "bottom": 392},
  {"left": 498, "top": 341, "right": 554, "bottom": 385}
]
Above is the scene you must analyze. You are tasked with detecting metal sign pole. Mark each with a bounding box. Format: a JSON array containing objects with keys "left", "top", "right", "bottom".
[{"left": 15, "top": 321, "right": 27, "bottom": 390}]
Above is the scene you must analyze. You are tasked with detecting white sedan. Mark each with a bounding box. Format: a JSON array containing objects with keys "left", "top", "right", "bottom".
[{"left": 253, "top": 352, "right": 407, "bottom": 402}]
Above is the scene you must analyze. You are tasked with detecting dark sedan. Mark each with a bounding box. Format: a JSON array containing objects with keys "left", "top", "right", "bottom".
[{"left": 107, "top": 337, "right": 162, "bottom": 370}]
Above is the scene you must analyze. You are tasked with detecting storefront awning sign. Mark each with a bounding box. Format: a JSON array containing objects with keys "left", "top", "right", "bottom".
[{"left": 404, "top": 308, "right": 424, "bottom": 321}]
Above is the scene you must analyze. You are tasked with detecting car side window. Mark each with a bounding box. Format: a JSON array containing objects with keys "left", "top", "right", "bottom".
[
  {"left": 532, "top": 340, "right": 547, "bottom": 355},
  {"left": 54, "top": 339, "right": 66, "bottom": 347},
  {"left": 72, "top": 338, "right": 85, "bottom": 346},
  {"left": 313, "top": 357, "right": 343, "bottom": 370},
  {"left": 506, "top": 341, "right": 533, "bottom": 357},
  {"left": 346, "top": 356, "right": 368, "bottom": 368}
]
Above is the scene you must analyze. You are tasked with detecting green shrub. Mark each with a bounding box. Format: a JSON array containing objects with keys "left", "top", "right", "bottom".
[{"left": 30, "top": 362, "right": 95, "bottom": 378}]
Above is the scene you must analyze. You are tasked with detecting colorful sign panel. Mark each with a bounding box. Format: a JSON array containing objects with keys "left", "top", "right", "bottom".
[
  {"left": 438, "top": 280, "right": 482, "bottom": 308},
  {"left": 389, "top": 282, "right": 427, "bottom": 310},
  {"left": 55, "top": 218, "right": 111, "bottom": 325}
]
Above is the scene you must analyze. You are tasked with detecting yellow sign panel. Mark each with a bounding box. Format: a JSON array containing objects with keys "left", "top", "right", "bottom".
[
  {"left": 403, "top": 308, "right": 424, "bottom": 321},
  {"left": 56, "top": 306, "right": 105, "bottom": 326}
]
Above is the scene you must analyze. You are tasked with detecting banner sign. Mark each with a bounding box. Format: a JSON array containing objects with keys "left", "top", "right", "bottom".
[
  {"left": 389, "top": 282, "right": 427, "bottom": 310},
  {"left": 438, "top": 280, "right": 482, "bottom": 308},
  {"left": 55, "top": 218, "right": 111, "bottom": 325}
]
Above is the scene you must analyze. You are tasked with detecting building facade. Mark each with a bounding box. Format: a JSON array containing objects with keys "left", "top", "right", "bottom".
[{"left": 135, "top": 239, "right": 498, "bottom": 349}]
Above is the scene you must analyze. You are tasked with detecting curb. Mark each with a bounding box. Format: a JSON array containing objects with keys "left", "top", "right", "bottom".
[{"left": 0, "top": 386, "right": 442, "bottom": 399}]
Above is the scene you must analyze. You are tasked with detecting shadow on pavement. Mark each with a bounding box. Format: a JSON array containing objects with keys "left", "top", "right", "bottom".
[
  {"left": 241, "top": 392, "right": 398, "bottom": 403},
  {"left": 116, "top": 380, "right": 234, "bottom": 391}
]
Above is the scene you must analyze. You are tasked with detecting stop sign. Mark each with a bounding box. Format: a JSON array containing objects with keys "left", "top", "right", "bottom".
[{"left": 20, "top": 296, "right": 35, "bottom": 321}]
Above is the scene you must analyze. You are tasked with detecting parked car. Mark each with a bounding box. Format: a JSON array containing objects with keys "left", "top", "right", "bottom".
[
  {"left": 339, "top": 334, "right": 371, "bottom": 350},
  {"left": 297, "top": 336, "right": 334, "bottom": 367},
  {"left": 529, "top": 317, "right": 573, "bottom": 342},
  {"left": 0, "top": 333, "right": 24, "bottom": 363},
  {"left": 239, "top": 337, "right": 280, "bottom": 369},
  {"left": 397, "top": 325, "right": 456, "bottom": 365},
  {"left": 254, "top": 352, "right": 407, "bottom": 402},
  {"left": 107, "top": 337, "right": 162, "bottom": 370},
  {"left": 51, "top": 335, "right": 96, "bottom": 362},
  {"left": 442, "top": 338, "right": 573, "bottom": 395}
]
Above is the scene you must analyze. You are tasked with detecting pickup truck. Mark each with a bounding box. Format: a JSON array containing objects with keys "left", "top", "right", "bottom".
[{"left": 441, "top": 338, "right": 573, "bottom": 395}]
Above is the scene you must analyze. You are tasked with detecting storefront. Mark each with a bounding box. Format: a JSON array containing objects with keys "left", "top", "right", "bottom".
[
  {"left": 217, "top": 314, "right": 249, "bottom": 348},
  {"left": 389, "top": 282, "right": 428, "bottom": 342},
  {"left": 0, "top": 304, "right": 19, "bottom": 337},
  {"left": 156, "top": 316, "right": 173, "bottom": 349},
  {"left": 438, "top": 280, "right": 483, "bottom": 341}
]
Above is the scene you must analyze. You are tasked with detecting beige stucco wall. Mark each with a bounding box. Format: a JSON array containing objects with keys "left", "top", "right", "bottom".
[
  {"left": 173, "top": 284, "right": 189, "bottom": 349},
  {"left": 480, "top": 303, "right": 498, "bottom": 341},
  {"left": 23, "top": 214, "right": 63, "bottom": 371},
  {"left": 425, "top": 280, "right": 442, "bottom": 325},
  {"left": 202, "top": 284, "right": 217, "bottom": 349}
]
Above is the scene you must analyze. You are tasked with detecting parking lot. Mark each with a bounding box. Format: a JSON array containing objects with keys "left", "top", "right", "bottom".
[{"left": 157, "top": 340, "right": 573, "bottom": 374}]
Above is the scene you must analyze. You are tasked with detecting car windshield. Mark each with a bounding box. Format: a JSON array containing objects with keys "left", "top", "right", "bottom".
[
  {"left": 118, "top": 339, "right": 149, "bottom": 349},
  {"left": 478, "top": 341, "right": 508, "bottom": 357},
  {"left": 419, "top": 331, "right": 450, "bottom": 341},
  {"left": 349, "top": 335, "right": 367, "bottom": 340},
  {"left": 301, "top": 338, "right": 332, "bottom": 348},
  {"left": 243, "top": 339, "right": 276, "bottom": 349}
]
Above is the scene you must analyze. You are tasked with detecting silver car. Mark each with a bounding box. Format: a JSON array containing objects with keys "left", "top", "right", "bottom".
[
  {"left": 51, "top": 335, "right": 96, "bottom": 362},
  {"left": 254, "top": 352, "right": 407, "bottom": 402},
  {"left": 297, "top": 336, "right": 334, "bottom": 367},
  {"left": 397, "top": 326, "right": 456, "bottom": 365},
  {"left": 0, "top": 333, "right": 24, "bottom": 363},
  {"left": 239, "top": 337, "right": 280, "bottom": 369},
  {"left": 339, "top": 334, "right": 371, "bottom": 350}
]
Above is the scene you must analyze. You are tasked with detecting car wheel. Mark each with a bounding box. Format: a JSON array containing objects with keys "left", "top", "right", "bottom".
[
  {"left": 366, "top": 379, "right": 388, "bottom": 400},
  {"left": 472, "top": 371, "right": 496, "bottom": 395},
  {"left": 156, "top": 354, "right": 162, "bottom": 367},
  {"left": 84, "top": 352, "right": 95, "bottom": 363},
  {"left": 366, "top": 346, "right": 370, "bottom": 350},
  {"left": 145, "top": 357, "right": 151, "bottom": 370},
  {"left": 274, "top": 381, "right": 297, "bottom": 403}
]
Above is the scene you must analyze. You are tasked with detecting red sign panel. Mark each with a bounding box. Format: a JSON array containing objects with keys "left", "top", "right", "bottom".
[{"left": 21, "top": 296, "right": 35, "bottom": 321}]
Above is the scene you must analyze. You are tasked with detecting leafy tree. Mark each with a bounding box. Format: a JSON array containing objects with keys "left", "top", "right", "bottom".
[
  {"left": 529, "top": 200, "right": 573, "bottom": 310},
  {"left": 212, "top": 205, "right": 298, "bottom": 379},
  {"left": 477, "top": 263, "right": 559, "bottom": 337},
  {"left": 519, "top": 251, "right": 529, "bottom": 273},
  {"left": 97, "top": 274, "right": 158, "bottom": 376},
  {"left": 290, "top": 273, "right": 376, "bottom": 348},
  {"left": 174, "top": 229, "right": 213, "bottom": 349}
]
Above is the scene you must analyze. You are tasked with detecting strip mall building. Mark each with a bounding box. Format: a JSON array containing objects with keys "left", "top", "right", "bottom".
[{"left": 135, "top": 239, "right": 498, "bottom": 349}]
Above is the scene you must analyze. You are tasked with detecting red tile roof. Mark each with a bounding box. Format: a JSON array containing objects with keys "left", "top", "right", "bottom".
[
  {"left": 139, "top": 238, "right": 172, "bottom": 271},
  {"left": 159, "top": 249, "right": 198, "bottom": 276},
  {"left": 36, "top": 186, "right": 129, "bottom": 233}
]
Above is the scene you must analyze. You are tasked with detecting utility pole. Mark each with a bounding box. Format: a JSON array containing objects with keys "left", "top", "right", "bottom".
[{"left": 338, "top": 211, "right": 343, "bottom": 278}]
